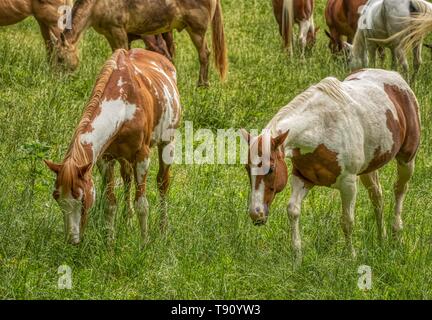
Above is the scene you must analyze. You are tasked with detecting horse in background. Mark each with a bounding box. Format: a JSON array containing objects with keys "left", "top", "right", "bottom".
[
  {"left": 45, "top": 49, "right": 181, "bottom": 244},
  {"left": 272, "top": 0, "right": 319, "bottom": 58},
  {"left": 348, "top": 0, "right": 432, "bottom": 83},
  {"left": 324, "top": 0, "right": 367, "bottom": 54},
  {"left": 379, "top": 2, "right": 432, "bottom": 59},
  {"left": 129, "top": 32, "right": 175, "bottom": 61},
  {"left": 51, "top": 0, "right": 228, "bottom": 87},
  {"left": 0, "top": 0, "right": 72, "bottom": 59},
  {"left": 241, "top": 69, "right": 420, "bottom": 263}
]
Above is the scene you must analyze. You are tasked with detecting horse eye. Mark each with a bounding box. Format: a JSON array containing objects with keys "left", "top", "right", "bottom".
[{"left": 52, "top": 190, "right": 60, "bottom": 200}]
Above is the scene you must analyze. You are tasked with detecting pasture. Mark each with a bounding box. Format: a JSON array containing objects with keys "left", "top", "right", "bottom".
[{"left": 0, "top": 0, "right": 432, "bottom": 299}]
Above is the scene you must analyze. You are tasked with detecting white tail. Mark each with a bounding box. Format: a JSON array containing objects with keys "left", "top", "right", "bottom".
[{"left": 372, "top": 0, "right": 432, "bottom": 50}]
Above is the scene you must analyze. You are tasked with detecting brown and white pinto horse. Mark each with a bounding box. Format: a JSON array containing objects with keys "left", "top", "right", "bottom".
[
  {"left": 0, "top": 0, "right": 72, "bottom": 58},
  {"left": 324, "top": 0, "right": 367, "bottom": 54},
  {"left": 241, "top": 69, "right": 420, "bottom": 263},
  {"left": 52, "top": 0, "right": 228, "bottom": 87},
  {"left": 272, "top": 0, "right": 319, "bottom": 58},
  {"left": 45, "top": 49, "right": 181, "bottom": 244}
]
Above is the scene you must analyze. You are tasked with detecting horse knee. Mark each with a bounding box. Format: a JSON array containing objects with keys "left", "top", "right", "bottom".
[{"left": 287, "top": 202, "right": 300, "bottom": 221}]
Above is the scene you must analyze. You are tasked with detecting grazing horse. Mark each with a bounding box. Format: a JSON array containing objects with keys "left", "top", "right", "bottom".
[
  {"left": 0, "top": 0, "right": 72, "bottom": 58},
  {"left": 325, "top": 0, "right": 367, "bottom": 54},
  {"left": 241, "top": 69, "right": 420, "bottom": 263},
  {"left": 45, "top": 49, "right": 181, "bottom": 244},
  {"left": 51, "top": 0, "right": 228, "bottom": 87},
  {"left": 349, "top": 0, "right": 432, "bottom": 82},
  {"left": 272, "top": 0, "right": 319, "bottom": 58}
]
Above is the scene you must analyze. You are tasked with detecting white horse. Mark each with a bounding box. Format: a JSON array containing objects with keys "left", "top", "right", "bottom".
[
  {"left": 241, "top": 69, "right": 420, "bottom": 263},
  {"left": 348, "top": 0, "right": 432, "bottom": 82}
]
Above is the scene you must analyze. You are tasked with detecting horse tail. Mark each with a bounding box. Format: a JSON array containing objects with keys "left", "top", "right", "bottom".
[
  {"left": 369, "top": 0, "right": 432, "bottom": 50},
  {"left": 399, "top": 0, "right": 432, "bottom": 50},
  {"left": 282, "top": 0, "right": 294, "bottom": 55},
  {"left": 212, "top": 0, "right": 228, "bottom": 81}
]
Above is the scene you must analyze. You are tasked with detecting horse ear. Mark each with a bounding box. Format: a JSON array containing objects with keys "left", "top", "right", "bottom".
[
  {"left": 44, "top": 160, "right": 62, "bottom": 174},
  {"left": 272, "top": 130, "right": 289, "bottom": 149},
  {"left": 77, "top": 163, "right": 92, "bottom": 179},
  {"left": 239, "top": 129, "right": 252, "bottom": 144}
]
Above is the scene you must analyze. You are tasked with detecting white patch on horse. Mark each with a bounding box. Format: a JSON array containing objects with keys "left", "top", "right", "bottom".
[
  {"left": 250, "top": 175, "right": 265, "bottom": 214},
  {"left": 80, "top": 98, "right": 137, "bottom": 161},
  {"left": 117, "top": 77, "right": 126, "bottom": 87},
  {"left": 136, "top": 159, "right": 150, "bottom": 184},
  {"left": 151, "top": 73, "right": 180, "bottom": 144},
  {"left": 57, "top": 188, "right": 83, "bottom": 244}
]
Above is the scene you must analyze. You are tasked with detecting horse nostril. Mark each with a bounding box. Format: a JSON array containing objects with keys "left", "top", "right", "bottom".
[{"left": 255, "top": 207, "right": 260, "bottom": 213}]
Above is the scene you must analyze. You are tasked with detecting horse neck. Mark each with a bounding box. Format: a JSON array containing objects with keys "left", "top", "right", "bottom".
[
  {"left": 66, "top": 0, "right": 96, "bottom": 43},
  {"left": 65, "top": 131, "right": 94, "bottom": 167}
]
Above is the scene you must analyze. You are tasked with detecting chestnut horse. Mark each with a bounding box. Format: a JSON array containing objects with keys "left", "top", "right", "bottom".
[
  {"left": 241, "top": 69, "right": 420, "bottom": 263},
  {"left": 45, "top": 49, "right": 181, "bottom": 244},
  {"left": 272, "top": 0, "right": 319, "bottom": 58},
  {"left": 0, "top": 0, "right": 72, "bottom": 58},
  {"left": 52, "top": 0, "right": 228, "bottom": 87},
  {"left": 324, "top": 0, "right": 367, "bottom": 54}
]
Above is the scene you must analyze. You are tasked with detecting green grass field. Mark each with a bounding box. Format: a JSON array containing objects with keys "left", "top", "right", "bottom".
[{"left": 1, "top": 0, "right": 432, "bottom": 299}]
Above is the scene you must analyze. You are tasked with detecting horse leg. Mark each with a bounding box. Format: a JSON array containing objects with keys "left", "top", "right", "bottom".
[
  {"left": 360, "top": 171, "right": 386, "bottom": 242},
  {"left": 186, "top": 27, "right": 210, "bottom": 87},
  {"left": 37, "top": 21, "right": 53, "bottom": 61},
  {"left": 378, "top": 47, "right": 386, "bottom": 67},
  {"left": 157, "top": 143, "right": 172, "bottom": 232},
  {"left": 106, "top": 28, "right": 129, "bottom": 51},
  {"left": 287, "top": 175, "right": 310, "bottom": 265},
  {"left": 134, "top": 154, "right": 150, "bottom": 244},
  {"left": 393, "top": 159, "right": 415, "bottom": 239},
  {"left": 412, "top": 43, "right": 423, "bottom": 84},
  {"left": 395, "top": 47, "right": 409, "bottom": 81},
  {"left": 339, "top": 174, "right": 357, "bottom": 257},
  {"left": 119, "top": 159, "right": 134, "bottom": 221},
  {"left": 298, "top": 20, "right": 310, "bottom": 60},
  {"left": 163, "top": 32, "right": 175, "bottom": 59},
  {"left": 367, "top": 41, "right": 378, "bottom": 68},
  {"left": 98, "top": 159, "right": 117, "bottom": 242}
]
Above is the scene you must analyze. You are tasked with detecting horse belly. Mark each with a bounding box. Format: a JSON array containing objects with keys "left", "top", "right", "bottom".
[{"left": 126, "top": 0, "right": 183, "bottom": 34}]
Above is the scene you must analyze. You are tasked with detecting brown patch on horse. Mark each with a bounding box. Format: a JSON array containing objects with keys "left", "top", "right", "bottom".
[
  {"left": 360, "top": 110, "right": 400, "bottom": 174},
  {"left": 384, "top": 84, "right": 420, "bottom": 163},
  {"left": 325, "top": 0, "right": 367, "bottom": 53},
  {"left": 291, "top": 144, "right": 341, "bottom": 186}
]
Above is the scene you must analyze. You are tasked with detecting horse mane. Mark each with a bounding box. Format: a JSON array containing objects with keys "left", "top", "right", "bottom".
[
  {"left": 270, "top": 77, "right": 351, "bottom": 127},
  {"left": 63, "top": 49, "right": 126, "bottom": 166},
  {"left": 65, "top": 0, "right": 96, "bottom": 42}
]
